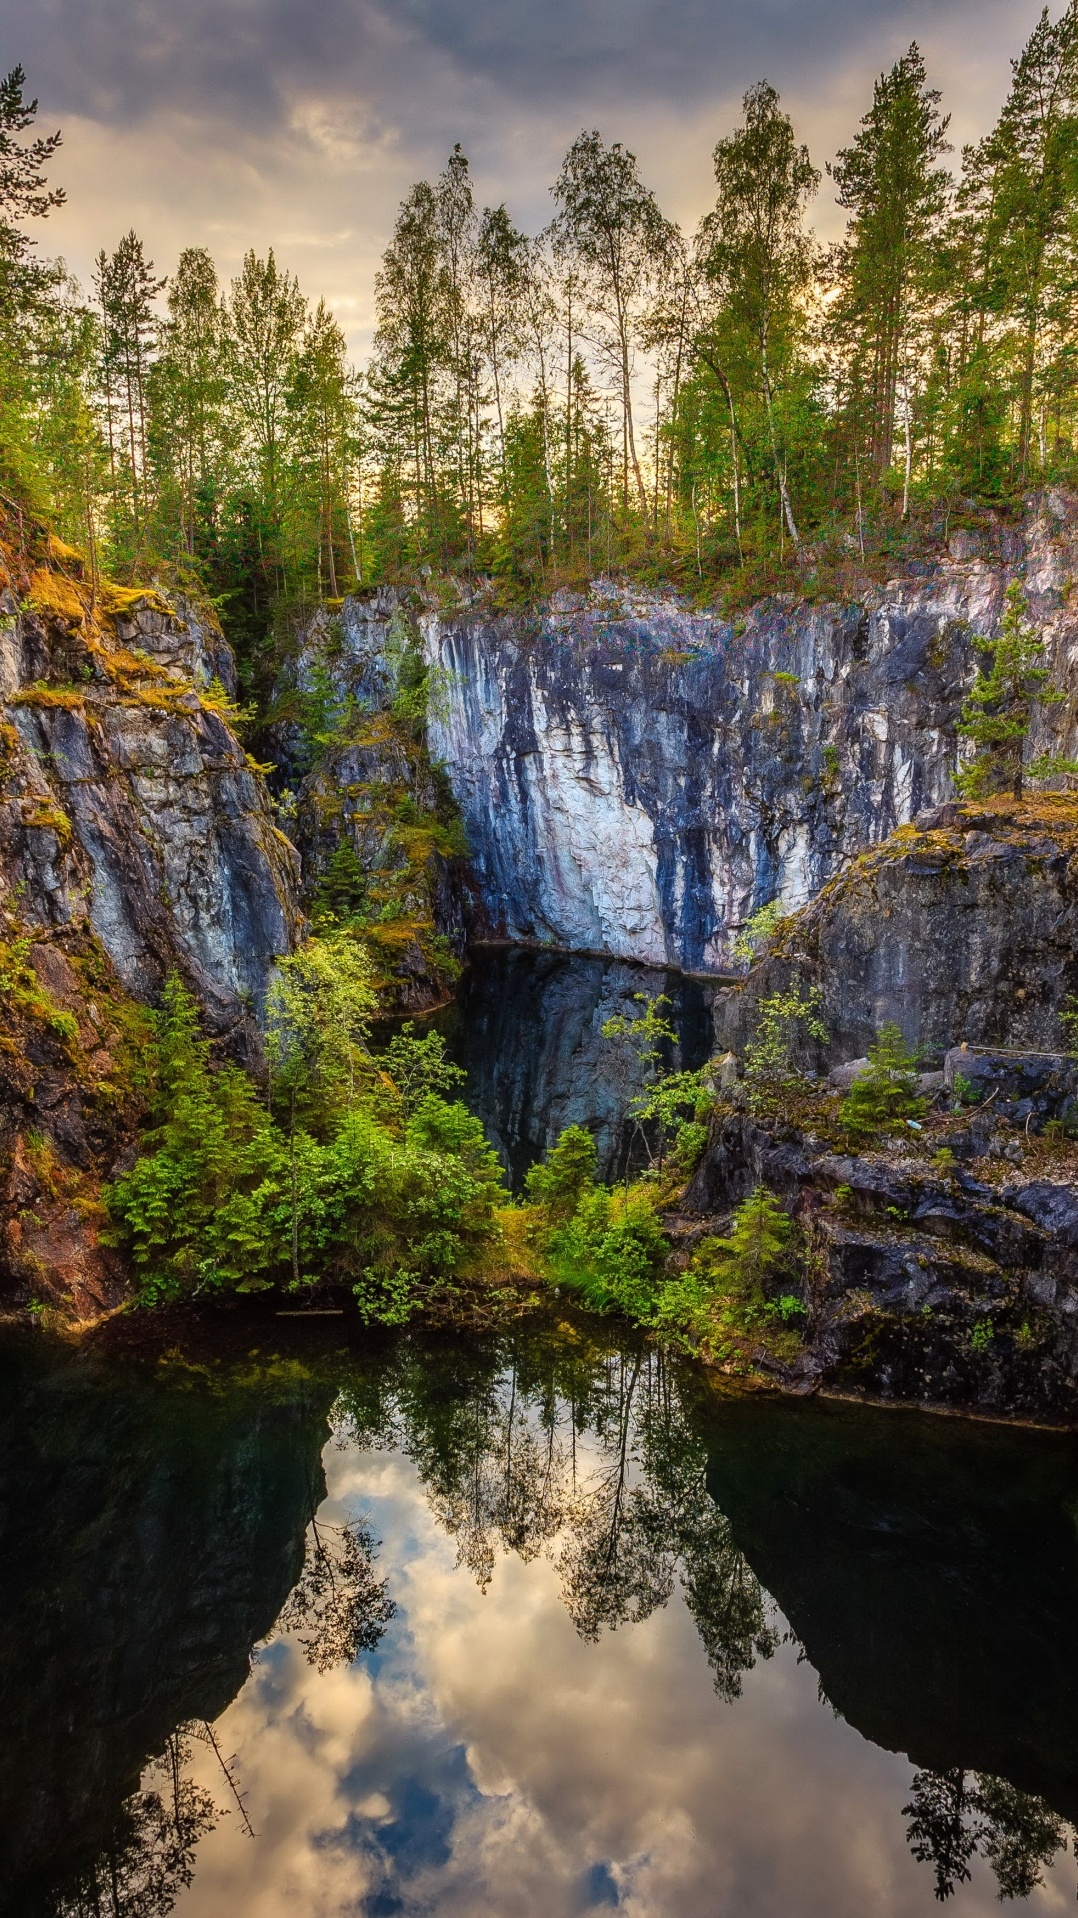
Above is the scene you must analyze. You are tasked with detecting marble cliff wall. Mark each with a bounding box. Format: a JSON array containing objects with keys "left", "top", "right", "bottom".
[{"left": 417, "top": 495, "right": 1078, "bottom": 972}]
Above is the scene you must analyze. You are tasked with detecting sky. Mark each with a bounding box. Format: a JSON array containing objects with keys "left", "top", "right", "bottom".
[
  {"left": 168, "top": 1437, "right": 1067, "bottom": 1918},
  {"left": 1, "top": 0, "right": 1051, "bottom": 357}
]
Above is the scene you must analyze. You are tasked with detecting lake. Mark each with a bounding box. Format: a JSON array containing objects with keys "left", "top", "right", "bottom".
[{"left": 3, "top": 954, "right": 1078, "bottom": 1916}]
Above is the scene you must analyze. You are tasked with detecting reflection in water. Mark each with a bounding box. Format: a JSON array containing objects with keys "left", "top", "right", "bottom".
[
  {"left": 54, "top": 1731, "right": 219, "bottom": 1918},
  {"left": 903, "top": 1769, "right": 1069, "bottom": 1903},
  {"left": 442, "top": 948, "right": 716, "bottom": 1184},
  {"left": 4, "top": 1319, "right": 1078, "bottom": 1915},
  {"left": 270, "top": 1516, "right": 396, "bottom": 1671}
]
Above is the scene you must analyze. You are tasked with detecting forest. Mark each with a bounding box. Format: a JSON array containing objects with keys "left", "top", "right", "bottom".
[{"left": 3, "top": 5, "right": 1078, "bottom": 666}]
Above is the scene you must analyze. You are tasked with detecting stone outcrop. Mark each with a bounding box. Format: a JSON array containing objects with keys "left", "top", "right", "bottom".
[
  {"left": 421, "top": 493, "right": 1078, "bottom": 970},
  {"left": 678, "top": 1102, "right": 1078, "bottom": 1421},
  {"left": 270, "top": 597, "right": 467, "bottom": 1010},
  {"left": 0, "top": 517, "right": 302, "bottom": 1313},
  {"left": 716, "top": 798, "right": 1078, "bottom": 1063},
  {"left": 1, "top": 545, "right": 300, "bottom": 1029}
]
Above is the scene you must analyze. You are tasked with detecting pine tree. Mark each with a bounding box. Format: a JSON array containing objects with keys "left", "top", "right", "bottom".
[
  {"left": 289, "top": 299, "right": 361, "bottom": 595},
  {"left": 224, "top": 249, "right": 306, "bottom": 562},
  {"left": 959, "top": 3, "right": 1078, "bottom": 477},
  {"left": 956, "top": 582, "right": 1061, "bottom": 797},
  {"left": 700, "top": 83, "right": 819, "bottom": 548},
  {"left": 839, "top": 1023, "right": 925, "bottom": 1137},
  {"left": 149, "top": 247, "right": 225, "bottom": 566},
  {"left": 709, "top": 1185, "right": 791, "bottom": 1300},
  {"left": 829, "top": 45, "right": 951, "bottom": 500},
  {"left": 371, "top": 180, "right": 452, "bottom": 561},
  {"left": 0, "top": 65, "right": 64, "bottom": 336},
  {"left": 94, "top": 232, "right": 166, "bottom": 559}
]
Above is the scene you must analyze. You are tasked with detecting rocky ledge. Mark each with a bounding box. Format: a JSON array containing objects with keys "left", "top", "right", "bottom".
[
  {"left": 674, "top": 1110, "right": 1078, "bottom": 1421},
  {"left": 0, "top": 517, "right": 301, "bottom": 1314}
]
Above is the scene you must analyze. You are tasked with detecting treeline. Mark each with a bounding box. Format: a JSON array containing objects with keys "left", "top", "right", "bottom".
[{"left": 4, "top": 4, "right": 1078, "bottom": 648}]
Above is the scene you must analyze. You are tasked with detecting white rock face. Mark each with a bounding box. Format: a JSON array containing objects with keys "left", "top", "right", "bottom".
[{"left": 422, "top": 494, "right": 1078, "bottom": 972}]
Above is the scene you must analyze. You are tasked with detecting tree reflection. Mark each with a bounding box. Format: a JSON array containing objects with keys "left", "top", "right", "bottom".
[
  {"left": 903, "top": 1767, "right": 1070, "bottom": 1901},
  {"left": 273, "top": 1514, "right": 395, "bottom": 1670},
  {"left": 336, "top": 1336, "right": 778, "bottom": 1699},
  {"left": 53, "top": 1732, "right": 217, "bottom": 1918}
]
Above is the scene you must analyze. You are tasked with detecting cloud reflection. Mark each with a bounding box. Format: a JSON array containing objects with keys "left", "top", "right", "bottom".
[{"left": 166, "top": 1439, "right": 1065, "bottom": 1918}]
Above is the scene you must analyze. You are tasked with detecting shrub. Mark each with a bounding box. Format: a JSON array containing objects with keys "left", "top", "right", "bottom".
[
  {"left": 839, "top": 1023, "right": 926, "bottom": 1138},
  {"left": 105, "top": 972, "right": 506, "bottom": 1313},
  {"left": 524, "top": 1124, "right": 597, "bottom": 1223},
  {"left": 742, "top": 985, "right": 828, "bottom": 1119},
  {"left": 733, "top": 898, "right": 786, "bottom": 964}
]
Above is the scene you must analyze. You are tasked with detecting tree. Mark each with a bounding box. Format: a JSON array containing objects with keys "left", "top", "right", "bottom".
[
  {"left": 224, "top": 248, "right": 306, "bottom": 556},
  {"left": 551, "top": 130, "right": 676, "bottom": 518},
  {"left": 705, "top": 1183, "right": 791, "bottom": 1301},
  {"left": 839, "top": 1022, "right": 926, "bottom": 1136},
  {"left": 829, "top": 45, "right": 951, "bottom": 502},
  {"left": 0, "top": 65, "right": 64, "bottom": 335},
  {"left": 524, "top": 1123, "right": 597, "bottom": 1222},
  {"left": 95, "top": 231, "right": 166, "bottom": 556},
  {"left": 275, "top": 1516, "right": 395, "bottom": 1670},
  {"left": 371, "top": 180, "right": 451, "bottom": 558},
  {"left": 477, "top": 203, "right": 530, "bottom": 492},
  {"left": 149, "top": 247, "right": 224, "bottom": 566},
  {"left": 742, "top": 984, "right": 828, "bottom": 1118},
  {"left": 956, "top": 581, "right": 1062, "bottom": 796},
  {"left": 961, "top": 3, "right": 1078, "bottom": 477},
  {"left": 289, "top": 297, "right": 360, "bottom": 594},
  {"left": 701, "top": 83, "right": 819, "bottom": 547},
  {"left": 380, "top": 1021, "right": 466, "bottom": 1119},
  {"left": 265, "top": 933, "right": 378, "bottom": 1284}
]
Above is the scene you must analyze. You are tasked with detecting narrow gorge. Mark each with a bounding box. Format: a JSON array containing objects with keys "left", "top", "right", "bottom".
[{"left": 6, "top": 494, "right": 1078, "bottom": 1419}]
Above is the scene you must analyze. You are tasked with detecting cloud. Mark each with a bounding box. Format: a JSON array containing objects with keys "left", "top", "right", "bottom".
[
  {"left": 0, "top": 0, "right": 1048, "bottom": 352},
  {"left": 171, "top": 1441, "right": 1064, "bottom": 1918}
]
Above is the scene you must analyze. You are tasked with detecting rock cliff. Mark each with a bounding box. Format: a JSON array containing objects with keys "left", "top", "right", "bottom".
[
  {"left": 0, "top": 515, "right": 301, "bottom": 1313},
  {"left": 1, "top": 536, "right": 299, "bottom": 1028},
  {"left": 717, "top": 797, "right": 1078, "bottom": 1063},
  {"left": 422, "top": 494, "right": 1078, "bottom": 970}
]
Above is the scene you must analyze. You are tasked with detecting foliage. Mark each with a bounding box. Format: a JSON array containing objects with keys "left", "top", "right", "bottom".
[
  {"left": 552, "top": 1183, "right": 671, "bottom": 1320},
  {"left": 523, "top": 1122, "right": 597, "bottom": 1221},
  {"left": 266, "top": 930, "right": 378, "bottom": 1127},
  {"left": 626, "top": 1066, "right": 710, "bottom": 1171},
  {"left": 839, "top": 1021, "right": 927, "bottom": 1137},
  {"left": 13, "top": 10, "right": 1078, "bottom": 646},
  {"left": 274, "top": 1518, "right": 396, "bottom": 1670},
  {"left": 650, "top": 1184, "right": 795, "bottom": 1354},
  {"left": 733, "top": 898, "right": 786, "bottom": 964},
  {"left": 105, "top": 968, "right": 505, "bottom": 1312},
  {"left": 378, "top": 1020, "right": 466, "bottom": 1118},
  {"left": 903, "top": 1768, "right": 1067, "bottom": 1903},
  {"left": 956, "top": 583, "right": 1062, "bottom": 797},
  {"left": 742, "top": 985, "right": 828, "bottom": 1118}
]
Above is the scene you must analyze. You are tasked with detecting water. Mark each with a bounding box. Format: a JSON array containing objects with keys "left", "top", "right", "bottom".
[
  {"left": 437, "top": 947, "right": 718, "bottom": 1187},
  {"left": 3, "top": 1312, "right": 1078, "bottom": 1918},
  {"left": 5, "top": 951, "right": 1078, "bottom": 1916}
]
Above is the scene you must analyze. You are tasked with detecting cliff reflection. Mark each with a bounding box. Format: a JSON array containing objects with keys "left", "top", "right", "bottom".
[{"left": 5, "top": 1318, "right": 1078, "bottom": 1914}]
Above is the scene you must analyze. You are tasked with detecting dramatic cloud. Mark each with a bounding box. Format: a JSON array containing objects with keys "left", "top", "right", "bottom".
[
  {"left": 174, "top": 1442, "right": 1060, "bottom": 1917},
  {"left": 0, "top": 0, "right": 1049, "bottom": 351}
]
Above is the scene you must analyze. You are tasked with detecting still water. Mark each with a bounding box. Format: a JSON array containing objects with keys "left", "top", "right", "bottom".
[
  {"left": 4, "top": 1318, "right": 1078, "bottom": 1917},
  {"left": 3, "top": 955, "right": 1078, "bottom": 1916}
]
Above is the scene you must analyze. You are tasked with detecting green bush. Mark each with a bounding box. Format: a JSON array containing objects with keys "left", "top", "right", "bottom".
[
  {"left": 105, "top": 971, "right": 505, "bottom": 1314},
  {"left": 524, "top": 1124, "right": 597, "bottom": 1222},
  {"left": 839, "top": 1023, "right": 926, "bottom": 1138}
]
